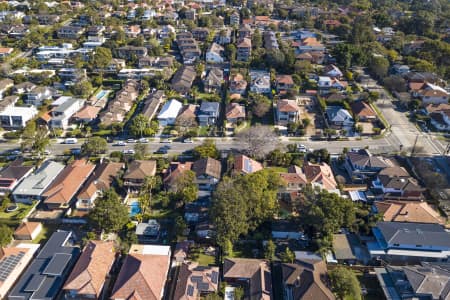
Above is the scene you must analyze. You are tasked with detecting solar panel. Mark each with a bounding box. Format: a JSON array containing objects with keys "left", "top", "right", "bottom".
[
  {"left": 211, "top": 271, "right": 219, "bottom": 284},
  {"left": 0, "top": 253, "right": 25, "bottom": 280},
  {"left": 42, "top": 253, "right": 72, "bottom": 276},
  {"left": 24, "top": 274, "right": 45, "bottom": 292},
  {"left": 197, "top": 282, "right": 210, "bottom": 291},
  {"left": 187, "top": 285, "right": 195, "bottom": 296},
  {"left": 191, "top": 276, "right": 203, "bottom": 283}
]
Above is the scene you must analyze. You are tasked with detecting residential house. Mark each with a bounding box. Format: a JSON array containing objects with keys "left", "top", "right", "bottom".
[
  {"left": 142, "top": 90, "right": 165, "bottom": 120},
  {"left": 177, "top": 32, "right": 201, "bottom": 63},
  {"left": 25, "top": 86, "right": 55, "bottom": 106},
  {"left": 12, "top": 161, "right": 65, "bottom": 204},
  {"left": 185, "top": 8, "right": 197, "bottom": 20},
  {"left": 225, "top": 102, "right": 246, "bottom": 124},
  {"left": 163, "top": 162, "right": 193, "bottom": 188},
  {"left": 185, "top": 203, "right": 209, "bottom": 224},
  {"left": 369, "top": 222, "right": 450, "bottom": 263},
  {"left": 174, "top": 263, "right": 220, "bottom": 299},
  {"left": 138, "top": 56, "right": 174, "bottom": 69},
  {"left": 237, "top": 38, "right": 252, "bottom": 61},
  {"left": 418, "top": 82, "right": 449, "bottom": 105},
  {"left": 229, "top": 73, "right": 248, "bottom": 96},
  {"left": 192, "top": 27, "right": 210, "bottom": 41},
  {"left": 239, "top": 24, "right": 252, "bottom": 39},
  {"left": 373, "top": 200, "right": 446, "bottom": 225},
  {"left": 375, "top": 262, "right": 450, "bottom": 300},
  {"left": 331, "top": 233, "right": 358, "bottom": 264},
  {"left": 159, "top": 25, "right": 175, "bottom": 39},
  {"left": 0, "top": 79, "right": 14, "bottom": 99},
  {"left": 264, "top": 31, "right": 278, "bottom": 50},
  {"left": 323, "top": 64, "right": 343, "bottom": 79},
  {"left": 171, "top": 66, "right": 196, "bottom": 95},
  {"left": 13, "top": 221, "right": 43, "bottom": 240},
  {"left": 276, "top": 75, "right": 295, "bottom": 93},
  {"left": 277, "top": 99, "right": 300, "bottom": 125},
  {"left": 42, "top": 159, "right": 95, "bottom": 210},
  {"left": 76, "top": 162, "right": 124, "bottom": 211},
  {"left": 0, "top": 160, "right": 33, "bottom": 195},
  {"left": 110, "top": 245, "right": 171, "bottom": 300},
  {"left": 282, "top": 257, "right": 335, "bottom": 300},
  {"left": 0, "top": 106, "right": 38, "bottom": 129},
  {"left": 173, "top": 240, "right": 194, "bottom": 263},
  {"left": 232, "top": 154, "right": 263, "bottom": 175},
  {"left": 175, "top": 105, "right": 198, "bottom": 130},
  {"left": 136, "top": 219, "right": 161, "bottom": 243},
  {"left": 298, "top": 37, "right": 325, "bottom": 53},
  {"left": 223, "top": 258, "right": 272, "bottom": 299},
  {"left": 48, "top": 97, "right": 85, "bottom": 129},
  {"left": 58, "top": 68, "right": 87, "bottom": 83},
  {"left": 157, "top": 99, "right": 183, "bottom": 126},
  {"left": 425, "top": 103, "right": 450, "bottom": 131},
  {"left": 344, "top": 149, "right": 393, "bottom": 181},
  {"left": 350, "top": 101, "right": 377, "bottom": 122},
  {"left": 57, "top": 26, "right": 85, "bottom": 39},
  {"left": 192, "top": 157, "right": 222, "bottom": 190},
  {"left": 124, "top": 25, "right": 141, "bottom": 38},
  {"left": 230, "top": 11, "right": 240, "bottom": 26},
  {"left": 206, "top": 43, "right": 225, "bottom": 63},
  {"left": 0, "top": 47, "right": 13, "bottom": 59},
  {"left": 195, "top": 222, "right": 215, "bottom": 239},
  {"left": 372, "top": 166, "right": 424, "bottom": 201},
  {"left": 198, "top": 101, "right": 220, "bottom": 126},
  {"left": 72, "top": 105, "right": 101, "bottom": 124},
  {"left": 296, "top": 51, "right": 325, "bottom": 64},
  {"left": 392, "top": 64, "right": 410, "bottom": 75},
  {"left": 0, "top": 96, "right": 18, "bottom": 113},
  {"left": 100, "top": 79, "right": 139, "bottom": 126},
  {"left": 0, "top": 243, "right": 40, "bottom": 299},
  {"left": 272, "top": 220, "right": 305, "bottom": 240},
  {"left": 203, "top": 68, "right": 223, "bottom": 93},
  {"left": 63, "top": 241, "right": 116, "bottom": 300},
  {"left": 116, "top": 46, "right": 148, "bottom": 59},
  {"left": 325, "top": 106, "right": 354, "bottom": 128},
  {"left": 250, "top": 70, "right": 271, "bottom": 94},
  {"left": 214, "top": 28, "right": 232, "bottom": 45},
  {"left": 8, "top": 231, "right": 80, "bottom": 300},
  {"left": 12, "top": 82, "right": 36, "bottom": 95},
  {"left": 123, "top": 160, "right": 157, "bottom": 192}
]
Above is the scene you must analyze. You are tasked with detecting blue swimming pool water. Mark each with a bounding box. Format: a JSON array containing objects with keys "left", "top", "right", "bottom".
[
  {"left": 129, "top": 201, "right": 141, "bottom": 217},
  {"left": 96, "top": 90, "right": 108, "bottom": 100}
]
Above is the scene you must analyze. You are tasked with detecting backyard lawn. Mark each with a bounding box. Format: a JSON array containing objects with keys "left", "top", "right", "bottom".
[
  {"left": 190, "top": 247, "right": 217, "bottom": 266},
  {"left": 0, "top": 202, "right": 36, "bottom": 226}
]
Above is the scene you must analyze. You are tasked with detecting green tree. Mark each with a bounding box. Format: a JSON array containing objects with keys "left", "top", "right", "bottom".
[
  {"left": 138, "top": 176, "right": 161, "bottom": 216},
  {"left": 329, "top": 267, "right": 361, "bottom": 300},
  {"left": 234, "top": 287, "right": 244, "bottom": 300},
  {"left": 174, "top": 215, "right": 187, "bottom": 237},
  {"left": 193, "top": 139, "right": 219, "bottom": 159},
  {"left": 82, "top": 137, "right": 107, "bottom": 156},
  {"left": 21, "top": 122, "right": 49, "bottom": 156},
  {"left": 368, "top": 56, "right": 389, "bottom": 79},
  {"left": 130, "top": 114, "right": 150, "bottom": 138},
  {"left": 169, "top": 170, "right": 198, "bottom": 205},
  {"left": 91, "top": 47, "right": 112, "bottom": 71},
  {"left": 252, "top": 29, "right": 263, "bottom": 49},
  {"left": 251, "top": 94, "right": 271, "bottom": 118},
  {"left": 264, "top": 240, "right": 276, "bottom": 261},
  {"left": 71, "top": 80, "right": 93, "bottom": 98},
  {"left": 134, "top": 143, "right": 148, "bottom": 159},
  {"left": 280, "top": 247, "right": 295, "bottom": 263},
  {"left": 0, "top": 224, "right": 12, "bottom": 247},
  {"left": 88, "top": 189, "right": 129, "bottom": 233}
]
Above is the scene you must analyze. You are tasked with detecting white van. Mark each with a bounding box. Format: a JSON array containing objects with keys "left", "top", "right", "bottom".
[{"left": 64, "top": 138, "right": 78, "bottom": 144}]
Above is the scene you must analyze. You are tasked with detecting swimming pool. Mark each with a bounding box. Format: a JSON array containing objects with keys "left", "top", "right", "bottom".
[
  {"left": 129, "top": 201, "right": 141, "bottom": 217},
  {"left": 95, "top": 90, "right": 110, "bottom": 101}
]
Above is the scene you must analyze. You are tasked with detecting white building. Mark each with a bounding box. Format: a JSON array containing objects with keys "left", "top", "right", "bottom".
[
  {"left": 249, "top": 70, "right": 271, "bottom": 94},
  {"left": 206, "top": 43, "right": 224, "bottom": 63},
  {"left": 0, "top": 106, "right": 37, "bottom": 128},
  {"left": 157, "top": 99, "right": 183, "bottom": 126},
  {"left": 48, "top": 97, "right": 85, "bottom": 129}
]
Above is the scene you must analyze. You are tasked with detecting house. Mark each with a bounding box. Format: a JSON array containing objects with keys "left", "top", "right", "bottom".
[
  {"left": 13, "top": 221, "right": 43, "bottom": 240},
  {"left": 72, "top": 105, "right": 101, "bottom": 123},
  {"left": 142, "top": 90, "right": 165, "bottom": 120},
  {"left": 230, "top": 11, "right": 240, "bottom": 26},
  {"left": 12, "top": 161, "right": 65, "bottom": 204},
  {"left": 195, "top": 222, "right": 215, "bottom": 239},
  {"left": 276, "top": 75, "right": 294, "bottom": 93},
  {"left": 12, "top": 82, "right": 36, "bottom": 95},
  {"left": 0, "top": 243, "right": 40, "bottom": 299},
  {"left": 239, "top": 24, "right": 252, "bottom": 39},
  {"left": 58, "top": 68, "right": 87, "bottom": 83},
  {"left": 123, "top": 160, "right": 156, "bottom": 191},
  {"left": 198, "top": 101, "right": 220, "bottom": 126},
  {"left": 174, "top": 262, "right": 220, "bottom": 299},
  {"left": 136, "top": 219, "right": 161, "bottom": 243},
  {"left": 351, "top": 101, "right": 377, "bottom": 122},
  {"left": 163, "top": 162, "right": 193, "bottom": 188},
  {"left": 298, "top": 37, "right": 325, "bottom": 53},
  {"left": 192, "top": 27, "right": 210, "bottom": 41},
  {"left": 232, "top": 154, "right": 263, "bottom": 175},
  {"left": 177, "top": 35, "right": 201, "bottom": 63},
  {"left": 344, "top": 149, "right": 393, "bottom": 181},
  {"left": 157, "top": 99, "right": 183, "bottom": 126},
  {"left": 250, "top": 70, "right": 271, "bottom": 94},
  {"left": 323, "top": 64, "right": 343, "bottom": 79},
  {"left": 392, "top": 64, "right": 410, "bottom": 74},
  {"left": 0, "top": 47, "right": 13, "bottom": 59},
  {"left": 326, "top": 106, "right": 354, "bottom": 128},
  {"left": 57, "top": 26, "right": 85, "bottom": 39},
  {"left": 372, "top": 166, "right": 424, "bottom": 201},
  {"left": 375, "top": 262, "right": 450, "bottom": 300},
  {"left": 0, "top": 160, "right": 34, "bottom": 194},
  {"left": 0, "top": 79, "right": 14, "bottom": 99},
  {"left": 25, "top": 86, "right": 55, "bottom": 106},
  {"left": 185, "top": 8, "right": 197, "bottom": 20},
  {"left": 124, "top": 25, "right": 141, "bottom": 38},
  {"left": 42, "top": 159, "right": 95, "bottom": 210},
  {"left": 277, "top": 99, "right": 300, "bottom": 125},
  {"left": 192, "top": 158, "right": 222, "bottom": 190},
  {"left": 171, "top": 66, "right": 196, "bottom": 95},
  {"left": 8, "top": 231, "right": 80, "bottom": 300},
  {"left": 0, "top": 106, "right": 38, "bottom": 129},
  {"left": 237, "top": 38, "right": 252, "bottom": 61},
  {"left": 138, "top": 56, "right": 174, "bottom": 69},
  {"left": 0, "top": 95, "right": 18, "bottom": 113},
  {"left": 369, "top": 222, "right": 450, "bottom": 263},
  {"left": 373, "top": 200, "right": 446, "bottom": 225},
  {"left": 63, "top": 241, "right": 116, "bottom": 300},
  {"left": 430, "top": 110, "right": 450, "bottom": 131},
  {"left": 331, "top": 233, "right": 358, "bottom": 264},
  {"left": 215, "top": 28, "right": 232, "bottom": 45},
  {"left": 76, "top": 162, "right": 124, "bottom": 211},
  {"left": 229, "top": 73, "right": 247, "bottom": 95},
  {"left": 418, "top": 82, "right": 449, "bottom": 105},
  {"left": 100, "top": 79, "right": 139, "bottom": 126},
  {"left": 116, "top": 46, "right": 148, "bottom": 59},
  {"left": 173, "top": 240, "right": 194, "bottom": 263},
  {"left": 225, "top": 102, "right": 246, "bottom": 124},
  {"left": 223, "top": 258, "right": 272, "bottom": 299},
  {"left": 264, "top": 31, "right": 278, "bottom": 50},
  {"left": 203, "top": 68, "right": 223, "bottom": 93},
  {"left": 185, "top": 203, "right": 209, "bottom": 224},
  {"left": 110, "top": 244, "right": 171, "bottom": 300},
  {"left": 272, "top": 220, "right": 305, "bottom": 240},
  {"left": 206, "top": 43, "right": 224, "bottom": 63},
  {"left": 48, "top": 97, "right": 85, "bottom": 129},
  {"left": 175, "top": 105, "right": 198, "bottom": 130},
  {"left": 282, "top": 257, "right": 335, "bottom": 300}
]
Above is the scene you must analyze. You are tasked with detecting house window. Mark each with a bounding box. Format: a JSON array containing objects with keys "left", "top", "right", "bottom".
[
  {"left": 393, "top": 243, "right": 399, "bottom": 247},
  {"left": 416, "top": 245, "right": 422, "bottom": 247}
]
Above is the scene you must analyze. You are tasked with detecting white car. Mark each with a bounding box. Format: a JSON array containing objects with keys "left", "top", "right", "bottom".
[
  {"left": 139, "top": 138, "right": 149, "bottom": 143},
  {"left": 122, "top": 149, "right": 135, "bottom": 155},
  {"left": 297, "top": 144, "right": 307, "bottom": 153},
  {"left": 115, "top": 141, "right": 127, "bottom": 146},
  {"left": 127, "top": 139, "right": 137, "bottom": 143},
  {"left": 183, "top": 138, "right": 193, "bottom": 143},
  {"left": 160, "top": 139, "right": 172, "bottom": 144}
]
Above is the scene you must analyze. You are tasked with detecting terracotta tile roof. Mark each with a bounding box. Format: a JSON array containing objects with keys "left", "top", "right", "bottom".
[
  {"left": 277, "top": 99, "right": 299, "bottom": 113},
  {"left": 225, "top": 103, "right": 246, "bottom": 119},
  {"left": 123, "top": 160, "right": 157, "bottom": 180},
  {"left": 163, "top": 162, "right": 193, "bottom": 186},
  {"left": 303, "top": 162, "right": 337, "bottom": 190},
  {"left": 234, "top": 154, "right": 263, "bottom": 174},
  {"left": 110, "top": 251, "right": 170, "bottom": 300},
  {"left": 63, "top": 241, "right": 116, "bottom": 298},
  {"left": 350, "top": 101, "right": 377, "bottom": 118},
  {"left": 276, "top": 75, "right": 294, "bottom": 85},
  {"left": 43, "top": 159, "right": 95, "bottom": 206},
  {"left": 77, "top": 162, "right": 124, "bottom": 200},
  {"left": 0, "top": 47, "right": 13, "bottom": 54},
  {"left": 280, "top": 172, "right": 307, "bottom": 185},
  {"left": 174, "top": 262, "right": 219, "bottom": 299},
  {"left": 301, "top": 37, "right": 323, "bottom": 46},
  {"left": 375, "top": 201, "right": 445, "bottom": 225},
  {"left": 14, "top": 222, "right": 41, "bottom": 238},
  {"left": 73, "top": 105, "right": 101, "bottom": 120},
  {"left": 238, "top": 38, "right": 251, "bottom": 48}
]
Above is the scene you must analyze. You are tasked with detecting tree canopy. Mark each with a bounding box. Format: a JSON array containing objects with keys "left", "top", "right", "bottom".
[
  {"left": 193, "top": 139, "right": 219, "bottom": 159},
  {"left": 0, "top": 224, "right": 12, "bottom": 247},
  {"left": 82, "top": 137, "right": 107, "bottom": 156},
  {"left": 235, "top": 125, "right": 278, "bottom": 158},
  {"left": 329, "top": 267, "right": 362, "bottom": 300},
  {"left": 88, "top": 189, "right": 129, "bottom": 233}
]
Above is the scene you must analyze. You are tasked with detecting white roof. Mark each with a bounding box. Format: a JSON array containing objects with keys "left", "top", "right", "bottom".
[
  {"left": 157, "top": 99, "right": 182, "bottom": 119},
  {"left": 129, "top": 244, "right": 171, "bottom": 256},
  {"left": 0, "top": 106, "right": 37, "bottom": 119},
  {"left": 52, "top": 96, "right": 72, "bottom": 106}
]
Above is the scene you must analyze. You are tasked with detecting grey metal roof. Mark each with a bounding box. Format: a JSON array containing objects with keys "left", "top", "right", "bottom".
[{"left": 199, "top": 101, "right": 220, "bottom": 113}]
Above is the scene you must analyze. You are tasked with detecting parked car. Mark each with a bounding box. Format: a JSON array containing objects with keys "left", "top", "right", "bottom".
[
  {"left": 160, "top": 139, "right": 172, "bottom": 144},
  {"left": 154, "top": 147, "right": 168, "bottom": 154},
  {"left": 183, "top": 138, "right": 193, "bottom": 143},
  {"left": 297, "top": 144, "right": 307, "bottom": 153},
  {"left": 114, "top": 141, "right": 127, "bottom": 146},
  {"left": 127, "top": 139, "right": 137, "bottom": 143},
  {"left": 123, "top": 149, "right": 135, "bottom": 155},
  {"left": 139, "top": 138, "right": 149, "bottom": 143},
  {"left": 64, "top": 138, "right": 78, "bottom": 144}
]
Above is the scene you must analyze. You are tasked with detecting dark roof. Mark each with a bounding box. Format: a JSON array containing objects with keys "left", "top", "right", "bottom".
[
  {"left": 192, "top": 158, "right": 221, "bottom": 179},
  {"left": 0, "top": 159, "right": 33, "bottom": 181},
  {"left": 199, "top": 101, "right": 220, "bottom": 113},
  {"left": 347, "top": 149, "right": 391, "bottom": 169},
  {"left": 123, "top": 160, "right": 157, "bottom": 180},
  {"left": 376, "top": 222, "right": 450, "bottom": 248},
  {"left": 8, "top": 231, "right": 80, "bottom": 300}
]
